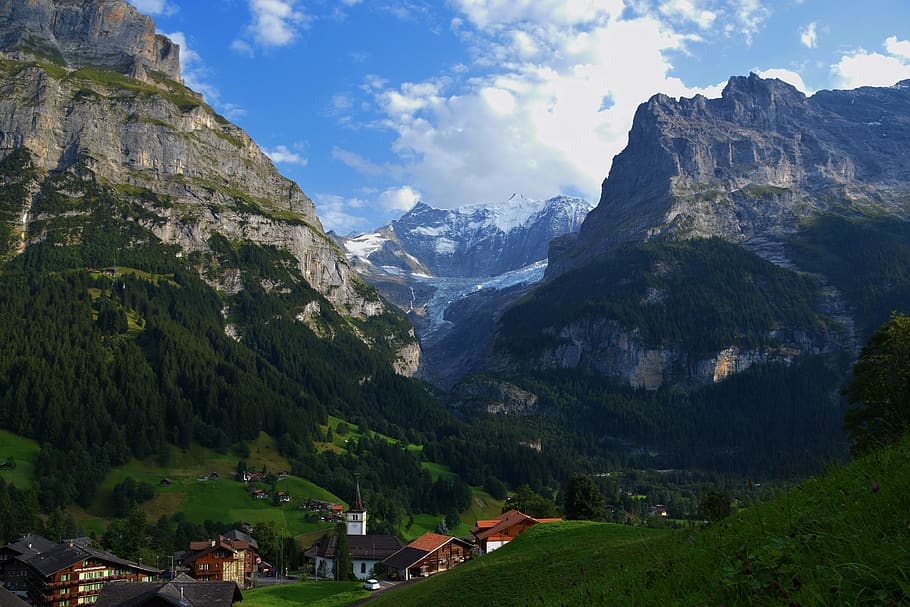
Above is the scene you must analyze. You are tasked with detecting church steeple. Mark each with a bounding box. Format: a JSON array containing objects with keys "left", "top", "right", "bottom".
[{"left": 346, "top": 475, "right": 367, "bottom": 535}]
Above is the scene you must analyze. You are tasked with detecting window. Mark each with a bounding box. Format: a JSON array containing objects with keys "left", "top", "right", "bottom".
[
  {"left": 60, "top": 574, "right": 70, "bottom": 582},
  {"left": 360, "top": 563, "right": 366, "bottom": 574}
]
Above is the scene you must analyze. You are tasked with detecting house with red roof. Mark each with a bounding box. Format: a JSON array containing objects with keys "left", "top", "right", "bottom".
[
  {"left": 382, "top": 533, "right": 473, "bottom": 581},
  {"left": 471, "top": 510, "right": 562, "bottom": 553}
]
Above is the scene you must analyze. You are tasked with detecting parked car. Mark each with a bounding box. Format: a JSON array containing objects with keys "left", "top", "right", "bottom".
[{"left": 363, "top": 579, "right": 381, "bottom": 591}]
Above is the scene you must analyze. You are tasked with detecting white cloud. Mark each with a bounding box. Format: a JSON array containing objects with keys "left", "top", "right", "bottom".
[
  {"left": 832, "top": 37, "right": 910, "bottom": 88},
  {"left": 756, "top": 68, "right": 811, "bottom": 94},
  {"left": 128, "top": 0, "right": 178, "bottom": 17},
  {"left": 332, "top": 147, "right": 385, "bottom": 176},
  {"left": 800, "top": 21, "right": 817, "bottom": 49},
  {"left": 659, "top": 0, "right": 717, "bottom": 29},
  {"left": 886, "top": 35, "right": 910, "bottom": 60},
  {"left": 236, "top": 0, "right": 310, "bottom": 50},
  {"left": 314, "top": 194, "right": 370, "bottom": 234},
  {"left": 450, "top": 0, "right": 624, "bottom": 29},
  {"left": 378, "top": 186, "right": 421, "bottom": 211},
  {"left": 263, "top": 144, "right": 308, "bottom": 166},
  {"left": 725, "top": 0, "right": 771, "bottom": 44},
  {"left": 367, "top": 8, "right": 721, "bottom": 208}
]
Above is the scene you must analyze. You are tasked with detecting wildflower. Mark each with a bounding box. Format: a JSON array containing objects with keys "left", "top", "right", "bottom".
[{"left": 872, "top": 482, "right": 880, "bottom": 493}]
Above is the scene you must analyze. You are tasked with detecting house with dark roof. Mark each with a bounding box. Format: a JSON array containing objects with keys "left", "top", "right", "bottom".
[
  {"left": 0, "top": 535, "right": 60, "bottom": 595},
  {"left": 382, "top": 533, "right": 473, "bottom": 581},
  {"left": 309, "top": 479, "right": 404, "bottom": 580},
  {"left": 94, "top": 573, "right": 241, "bottom": 607},
  {"left": 311, "top": 534, "right": 404, "bottom": 581},
  {"left": 471, "top": 510, "right": 562, "bottom": 554},
  {"left": 6, "top": 538, "right": 158, "bottom": 607}
]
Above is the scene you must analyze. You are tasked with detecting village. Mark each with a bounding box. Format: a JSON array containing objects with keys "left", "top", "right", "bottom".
[{"left": 0, "top": 478, "right": 561, "bottom": 607}]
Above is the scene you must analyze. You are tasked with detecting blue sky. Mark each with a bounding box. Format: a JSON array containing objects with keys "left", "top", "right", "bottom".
[{"left": 127, "top": 0, "right": 910, "bottom": 234}]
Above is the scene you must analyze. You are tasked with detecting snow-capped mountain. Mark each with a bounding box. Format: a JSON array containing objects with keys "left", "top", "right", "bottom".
[
  {"left": 338, "top": 194, "right": 593, "bottom": 385},
  {"left": 345, "top": 194, "right": 593, "bottom": 279}
]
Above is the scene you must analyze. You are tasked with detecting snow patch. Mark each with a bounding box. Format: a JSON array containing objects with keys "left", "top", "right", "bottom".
[{"left": 345, "top": 232, "right": 387, "bottom": 258}]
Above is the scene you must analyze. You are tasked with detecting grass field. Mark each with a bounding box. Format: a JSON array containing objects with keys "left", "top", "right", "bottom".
[
  {"left": 368, "top": 437, "right": 910, "bottom": 606},
  {"left": 242, "top": 581, "right": 369, "bottom": 607},
  {"left": 0, "top": 429, "right": 39, "bottom": 489},
  {"left": 75, "top": 433, "right": 342, "bottom": 539}
]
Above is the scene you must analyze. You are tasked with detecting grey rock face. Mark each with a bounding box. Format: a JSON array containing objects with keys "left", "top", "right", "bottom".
[
  {"left": 0, "top": 0, "right": 419, "bottom": 372},
  {"left": 0, "top": 0, "right": 180, "bottom": 80},
  {"left": 549, "top": 73, "right": 910, "bottom": 276},
  {"left": 521, "top": 318, "right": 837, "bottom": 390}
]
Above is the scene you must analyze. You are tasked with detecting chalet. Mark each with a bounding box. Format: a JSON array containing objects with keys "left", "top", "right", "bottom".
[
  {"left": 94, "top": 573, "right": 242, "bottom": 607},
  {"left": 0, "top": 535, "right": 59, "bottom": 595},
  {"left": 310, "top": 480, "right": 404, "bottom": 580},
  {"left": 649, "top": 505, "right": 668, "bottom": 517},
  {"left": 183, "top": 537, "right": 248, "bottom": 588},
  {"left": 251, "top": 489, "right": 268, "bottom": 500},
  {"left": 472, "top": 510, "right": 562, "bottom": 554},
  {"left": 11, "top": 540, "right": 158, "bottom": 607},
  {"left": 382, "top": 533, "right": 473, "bottom": 581},
  {"left": 276, "top": 492, "right": 291, "bottom": 503}
]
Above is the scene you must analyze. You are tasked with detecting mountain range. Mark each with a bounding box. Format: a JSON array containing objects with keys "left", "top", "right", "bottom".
[
  {"left": 337, "top": 194, "right": 592, "bottom": 384},
  {"left": 0, "top": 0, "right": 909, "bottom": 532}
]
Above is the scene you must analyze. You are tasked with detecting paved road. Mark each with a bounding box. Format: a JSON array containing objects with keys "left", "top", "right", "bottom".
[{"left": 349, "top": 578, "right": 424, "bottom": 605}]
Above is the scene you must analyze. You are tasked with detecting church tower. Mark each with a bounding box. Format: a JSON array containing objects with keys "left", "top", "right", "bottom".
[{"left": 345, "top": 476, "right": 367, "bottom": 536}]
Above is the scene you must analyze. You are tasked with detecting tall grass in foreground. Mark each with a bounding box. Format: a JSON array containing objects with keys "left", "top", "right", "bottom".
[{"left": 368, "top": 438, "right": 910, "bottom": 606}]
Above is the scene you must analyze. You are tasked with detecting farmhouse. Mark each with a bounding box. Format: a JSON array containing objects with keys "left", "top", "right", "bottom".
[
  {"left": 0, "top": 536, "right": 158, "bottom": 607},
  {"left": 472, "top": 510, "right": 562, "bottom": 553},
  {"left": 183, "top": 535, "right": 257, "bottom": 588},
  {"left": 94, "top": 573, "right": 242, "bottom": 607},
  {"left": 382, "top": 533, "right": 473, "bottom": 581}
]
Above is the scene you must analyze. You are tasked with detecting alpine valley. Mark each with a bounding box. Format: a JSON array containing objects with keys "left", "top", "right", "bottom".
[{"left": 0, "top": 0, "right": 909, "bottom": 596}]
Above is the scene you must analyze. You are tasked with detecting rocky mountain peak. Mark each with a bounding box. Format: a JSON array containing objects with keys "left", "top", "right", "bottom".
[
  {"left": 0, "top": 0, "right": 180, "bottom": 80},
  {"left": 549, "top": 74, "right": 910, "bottom": 277}
]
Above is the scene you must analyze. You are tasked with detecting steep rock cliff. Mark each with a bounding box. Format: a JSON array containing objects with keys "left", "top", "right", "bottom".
[
  {"left": 550, "top": 74, "right": 910, "bottom": 276},
  {"left": 0, "top": 0, "right": 418, "bottom": 373}
]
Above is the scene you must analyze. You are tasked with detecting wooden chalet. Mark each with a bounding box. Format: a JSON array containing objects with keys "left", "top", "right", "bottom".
[
  {"left": 0, "top": 535, "right": 59, "bottom": 596},
  {"left": 472, "top": 510, "right": 562, "bottom": 553},
  {"left": 183, "top": 537, "right": 249, "bottom": 588},
  {"left": 382, "top": 533, "right": 473, "bottom": 581},
  {"left": 94, "top": 573, "right": 241, "bottom": 607},
  {"left": 13, "top": 540, "right": 158, "bottom": 607}
]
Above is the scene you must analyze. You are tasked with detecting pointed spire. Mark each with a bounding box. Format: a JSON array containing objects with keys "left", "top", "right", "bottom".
[{"left": 352, "top": 474, "right": 365, "bottom": 512}]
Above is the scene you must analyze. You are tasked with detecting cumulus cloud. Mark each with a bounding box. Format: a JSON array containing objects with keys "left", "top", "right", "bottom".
[
  {"left": 800, "top": 21, "right": 817, "bottom": 49},
  {"left": 756, "top": 68, "right": 811, "bottom": 93},
  {"left": 263, "top": 144, "right": 308, "bottom": 166},
  {"left": 366, "top": 7, "right": 723, "bottom": 208},
  {"left": 233, "top": 0, "right": 310, "bottom": 52},
  {"left": 128, "top": 0, "right": 178, "bottom": 16},
  {"left": 832, "top": 36, "right": 910, "bottom": 88},
  {"left": 378, "top": 186, "right": 422, "bottom": 211}
]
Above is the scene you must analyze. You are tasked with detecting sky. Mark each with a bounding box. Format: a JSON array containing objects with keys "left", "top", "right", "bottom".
[{"left": 127, "top": 0, "right": 910, "bottom": 234}]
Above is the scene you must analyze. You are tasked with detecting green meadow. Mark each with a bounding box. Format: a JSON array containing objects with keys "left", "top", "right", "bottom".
[
  {"left": 0, "top": 429, "right": 39, "bottom": 489},
  {"left": 243, "top": 580, "right": 369, "bottom": 607},
  {"left": 368, "top": 437, "right": 910, "bottom": 606}
]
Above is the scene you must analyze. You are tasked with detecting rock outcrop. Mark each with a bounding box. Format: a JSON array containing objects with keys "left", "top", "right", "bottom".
[{"left": 0, "top": 0, "right": 180, "bottom": 80}]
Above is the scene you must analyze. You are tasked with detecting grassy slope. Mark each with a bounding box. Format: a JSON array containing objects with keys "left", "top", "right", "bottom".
[
  {"left": 243, "top": 581, "right": 368, "bottom": 607},
  {"left": 368, "top": 438, "right": 910, "bottom": 606},
  {"left": 73, "top": 433, "right": 343, "bottom": 538},
  {"left": 0, "top": 429, "right": 39, "bottom": 489}
]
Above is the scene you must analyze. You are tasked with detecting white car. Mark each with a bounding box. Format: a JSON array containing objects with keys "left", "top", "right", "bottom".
[{"left": 363, "top": 579, "right": 381, "bottom": 591}]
